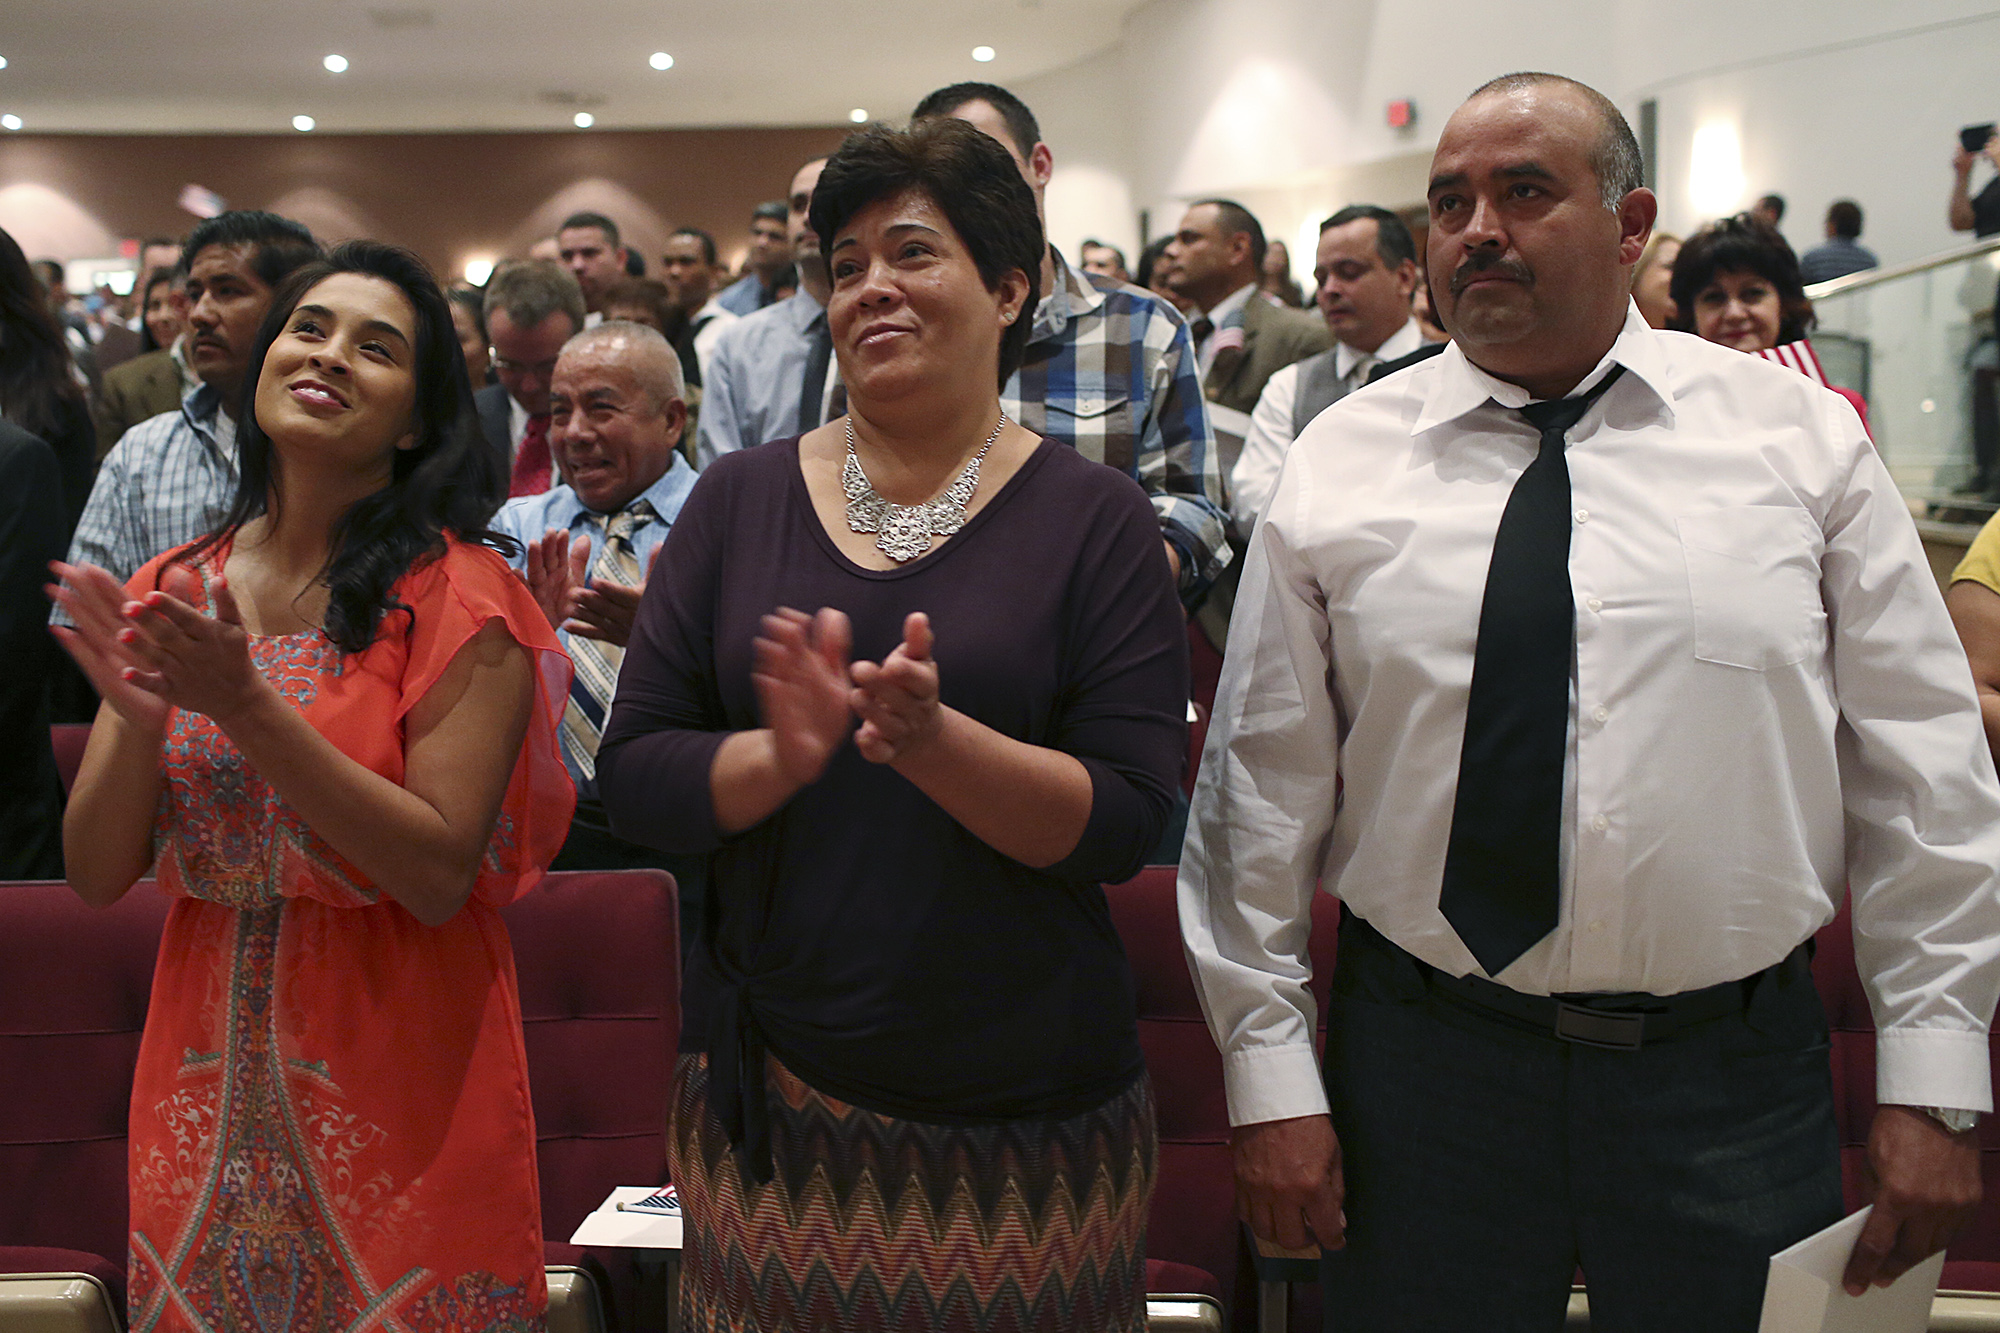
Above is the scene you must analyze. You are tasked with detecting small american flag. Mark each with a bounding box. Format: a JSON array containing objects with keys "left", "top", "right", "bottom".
[
  {"left": 1755, "top": 339, "right": 1828, "bottom": 386},
  {"left": 615, "top": 1186, "right": 680, "bottom": 1215}
]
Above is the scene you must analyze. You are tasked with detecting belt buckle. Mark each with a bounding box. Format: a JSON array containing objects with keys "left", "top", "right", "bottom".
[{"left": 1553, "top": 1002, "right": 1645, "bottom": 1050}]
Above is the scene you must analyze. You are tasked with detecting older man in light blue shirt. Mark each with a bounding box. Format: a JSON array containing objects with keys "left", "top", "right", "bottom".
[{"left": 492, "top": 320, "right": 699, "bottom": 877}]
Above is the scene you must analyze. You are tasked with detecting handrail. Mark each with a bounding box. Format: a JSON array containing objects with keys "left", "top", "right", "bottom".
[{"left": 1805, "top": 233, "right": 2000, "bottom": 299}]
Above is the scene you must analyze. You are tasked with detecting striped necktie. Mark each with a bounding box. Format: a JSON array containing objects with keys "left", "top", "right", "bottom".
[{"left": 561, "top": 499, "right": 653, "bottom": 783}]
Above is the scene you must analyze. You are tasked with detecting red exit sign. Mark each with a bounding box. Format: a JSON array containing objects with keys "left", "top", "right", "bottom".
[{"left": 1386, "top": 99, "right": 1416, "bottom": 130}]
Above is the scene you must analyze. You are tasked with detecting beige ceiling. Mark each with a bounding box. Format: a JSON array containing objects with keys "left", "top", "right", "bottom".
[{"left": 0, "top": 0, "right": 1143, "bottom": 134}]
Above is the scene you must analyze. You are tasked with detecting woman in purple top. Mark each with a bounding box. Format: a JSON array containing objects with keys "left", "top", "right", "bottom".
[{"left": 596, "top": 119, "right": 1188, "bottom": 1332}]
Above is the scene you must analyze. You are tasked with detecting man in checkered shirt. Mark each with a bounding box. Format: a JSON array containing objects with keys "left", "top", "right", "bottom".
[
  {"left": 57, "top": 211, "right": 319, "bottom": 602},
  {"left": 912, "top": 82, "right": 1232, "bottom": 609}
]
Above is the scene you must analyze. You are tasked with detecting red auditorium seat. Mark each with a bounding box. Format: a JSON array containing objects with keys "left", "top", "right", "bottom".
[
  {"left": 0, "top": 877, "right": 168, "bottom": 1300},
  {"left": 50, "top": 723, "right": 90, "bottom": 797},
  {"left": 1812, "top": 901, "right": 2000, "bottom": 1296},
  {"left": 0, "top": 870, "right": 682, "bottom": 1333},
  {"left": 501, "top": 868, "right": 682, "bottom": 1333},
  {"left": 1106, "top": 865, "right": 1340, "bottom": 1332}
]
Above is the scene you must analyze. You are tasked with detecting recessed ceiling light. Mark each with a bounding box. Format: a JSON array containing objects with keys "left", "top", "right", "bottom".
[
  {"left": 972, "top": 45, "right": 996, "bottom": 62},
  {"left": 649, "top": 51, "right": 674, "bottom": 71},
  {"left": 0, "top": 56, "right": 9, "bottom": 70},
  {"left": 293, "top": 115, "right": 316, "bottom": 132},
  {"left": 0, "top": 115, "right": 20, "bottom": 132},
  {"left": 323, "top": 54, "right": 349, "bottom": 73},
  {"left": 463, "top": 257, "right": 495, "bottom": 285},
  {"left": 848, "top": 108, "right": 868, "bottom": 124},
  {"left": 573, "top": 111, "right": 595, "bottom": 128}
]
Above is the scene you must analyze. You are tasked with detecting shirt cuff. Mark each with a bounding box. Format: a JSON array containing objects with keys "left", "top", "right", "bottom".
[
  {"left": 1875, "top": 1028, "right": 1994, "bottom": 1113},
  {"left": 1222, "top": 1042, "right": 1329, "bottom": 1127},
  {"left": 1161, "top": 523, "right": 1201, "bottom": 596}
]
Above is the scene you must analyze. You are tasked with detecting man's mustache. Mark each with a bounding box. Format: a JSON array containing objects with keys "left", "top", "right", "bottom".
[{"left": 1450, "top": 253, "right": 1533, "bottom": 296}]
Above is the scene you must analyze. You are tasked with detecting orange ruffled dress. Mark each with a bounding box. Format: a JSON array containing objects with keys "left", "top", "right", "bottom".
[{"left": 121, "top": 537, "right": 575, "bottom": 1333}]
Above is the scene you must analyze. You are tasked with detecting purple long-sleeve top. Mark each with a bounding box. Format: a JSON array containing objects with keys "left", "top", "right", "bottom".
[{"left": 597, "top": 435, "right": 1187, "bottom": 1152}]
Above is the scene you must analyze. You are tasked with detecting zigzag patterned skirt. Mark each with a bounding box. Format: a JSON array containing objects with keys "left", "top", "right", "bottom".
[{"left": 669, "top": 1052, "right": 1156, "bottom": 1333}]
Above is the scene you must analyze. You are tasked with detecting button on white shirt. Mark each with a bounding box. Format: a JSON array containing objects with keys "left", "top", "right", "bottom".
[{"left": 1179, "top": 304, "right": 2000, "bottom": 1127}]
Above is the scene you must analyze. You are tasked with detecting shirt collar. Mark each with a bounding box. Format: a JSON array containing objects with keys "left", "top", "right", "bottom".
[
  {"left": 561, "top": 452, "right": 700, "bottom": 526},
  {"left": 1029, "top": 246, "right": 1105, "bottom": 344},
  {"left": 184, "top": 380, "right": 226, "bottom": 433},
  {"left": 1334, "top": 318, "right": 1425, "bottom": 381},
  {"left": 1200, "top": 282, "right": 1258, "bottom": 327},
  {"left": 786, "top": 287, "right": 826, "bottom": 332},
  {"left": 1412, "top": 301, "right": 1674, "bottom": 435}
]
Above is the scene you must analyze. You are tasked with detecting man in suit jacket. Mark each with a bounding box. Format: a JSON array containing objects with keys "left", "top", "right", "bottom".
[
  {"left": 1161, "top": 199, "right": 1329, "bottom": 430},
  {"left": 93, "top": 344, "right": 189, "bottom": 459},
  {"left": 477, "top": 259, "right": 586, "bottom": 498},
  {"left": 1162, "top": 198, "right": 1328, "bottom": 647}
]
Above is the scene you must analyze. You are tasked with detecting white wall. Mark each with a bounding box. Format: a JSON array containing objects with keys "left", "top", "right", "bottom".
[
  {"left": 1015, "top": 45, "right": 1141, "bottom": 264},
  {"left": 1636, "top": 5, "right": 2000, "bottom": 265},
  {"left": 1003, "top": 0, "right": 2000, "bottom": 284}
]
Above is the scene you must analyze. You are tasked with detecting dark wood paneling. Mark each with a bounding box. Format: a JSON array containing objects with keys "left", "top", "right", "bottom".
[{"left": 0, "top": 125, "right": 851, "bottom": 278}]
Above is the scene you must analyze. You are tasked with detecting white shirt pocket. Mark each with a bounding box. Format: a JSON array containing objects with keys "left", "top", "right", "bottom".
[{"left": 1677, "top": 507, "right": 1825, "bottom": 670}]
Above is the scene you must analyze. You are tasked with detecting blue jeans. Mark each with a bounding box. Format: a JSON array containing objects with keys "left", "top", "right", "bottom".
[{"left": 1320, "top": 914, "right": 1843, "bottom": 1332}]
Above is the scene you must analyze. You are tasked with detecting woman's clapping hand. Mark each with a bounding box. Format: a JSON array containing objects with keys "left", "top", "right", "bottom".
[
  {"left": 49, "top": 561, "right": 270, "bottom": 729},
  {"left": 850, "top": 613, "right": 941, "bottom": 765},
  {"left": 753, "top": 607, "right": 858, "bottom": 787},
  {"left": 751, "top": 607, "right": 945, "bottom": 780},
  {"left": 49, "top": 561, "right": 176, "bottom": 733}
]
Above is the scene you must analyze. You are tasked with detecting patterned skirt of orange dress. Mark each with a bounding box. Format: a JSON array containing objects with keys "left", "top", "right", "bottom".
[{"left": 668, "top": 1052, "right": 1156, "bottom": 1333}]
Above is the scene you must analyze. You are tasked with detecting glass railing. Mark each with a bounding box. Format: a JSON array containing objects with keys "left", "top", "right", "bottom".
[{"left": 1805, "top": 235, "right": 2000, "bottom": 540}]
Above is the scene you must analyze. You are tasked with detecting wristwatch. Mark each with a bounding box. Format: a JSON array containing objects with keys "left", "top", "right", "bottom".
[{"left": 1914, "top": 1105, "right": 1983, "bottom": 1135}]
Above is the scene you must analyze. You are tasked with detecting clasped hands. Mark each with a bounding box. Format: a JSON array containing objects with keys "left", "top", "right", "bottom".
[
  {"left": 48, "top": 561, "right": 268, "bottom": 732},
  {"left": 524, "top": 529, "right": 654, "bottom": 647},
  {"left": 753, "top": 606, "right": 941, "bottom": 786}
]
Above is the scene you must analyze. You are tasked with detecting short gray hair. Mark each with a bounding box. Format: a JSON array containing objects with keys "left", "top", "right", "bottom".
[
  {"left": 483, "top": 258, "right": 586, "bottom": 334},
  {"left": 559, "top": 320, "right": 685, "bottom": 412},
  {"left": 1467, "top": 72, "right": 1643, "bottom": 212}
]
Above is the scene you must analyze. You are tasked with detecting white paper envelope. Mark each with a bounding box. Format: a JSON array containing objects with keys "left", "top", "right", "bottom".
[
  {"left": 1756, "top": 1206, "right": 1945, "bottom": 1333},
  {"left": 567, "top": 1185, "right": 685, "bottom": 1250}
]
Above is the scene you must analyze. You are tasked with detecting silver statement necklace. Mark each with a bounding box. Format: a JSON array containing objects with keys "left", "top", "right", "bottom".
[{"left": 843, "top": 413, "right": 1007, "bottom": 563}]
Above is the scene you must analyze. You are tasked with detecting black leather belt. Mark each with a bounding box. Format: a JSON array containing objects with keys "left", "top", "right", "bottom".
[{"left": 1419, "top": 943, "right": 1811, "bottom": 1051}]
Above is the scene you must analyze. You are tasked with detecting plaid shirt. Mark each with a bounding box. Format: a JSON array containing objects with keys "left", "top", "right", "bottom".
[
  {"left": 1004, "top": 248, "right": 1232, "bottom": 606},
  {"left": 57, "top": 383, "right": 237, "bottom": 618}
]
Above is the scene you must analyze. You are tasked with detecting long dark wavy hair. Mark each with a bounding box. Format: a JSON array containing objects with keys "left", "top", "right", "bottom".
[
  {"left": 180, "top": 239, "right": 513, "bottom": 654},
  {"left": 0, "top": 224, "right": 88, "bottom": 443}
]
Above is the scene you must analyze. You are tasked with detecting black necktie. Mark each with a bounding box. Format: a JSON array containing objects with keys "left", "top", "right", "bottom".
[
  {"left": 798, "top": 314, "right": 832, "bottom": 434},
  {"left": 1190, "top": 317, "right": 1215, "bottom": 347},
  {"left": 1439, "top": 366, "right": 1625, "bottom": 977}
]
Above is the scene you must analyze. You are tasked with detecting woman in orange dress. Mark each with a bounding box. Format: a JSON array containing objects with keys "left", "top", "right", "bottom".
[{"left": 51, "top": 240, "right": 574, "bottom": 1332}]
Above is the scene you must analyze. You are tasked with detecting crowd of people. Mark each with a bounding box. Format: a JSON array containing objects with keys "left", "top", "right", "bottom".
[{"left": 4, "top": 70, "right": 2000, "bottom": 1333}]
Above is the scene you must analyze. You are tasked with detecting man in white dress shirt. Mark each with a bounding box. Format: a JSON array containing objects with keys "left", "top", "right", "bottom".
[
  {"left": 1180, "top": 71, "right": 2000, "bottom": 1331},
  {"left": 1231, "top": 204, "right": 1436, "bottom": 528}
]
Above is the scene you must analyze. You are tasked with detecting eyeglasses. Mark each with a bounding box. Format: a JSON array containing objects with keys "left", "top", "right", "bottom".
[{"left": 491, "top": 353, "right": 559, "bottom": 379}]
